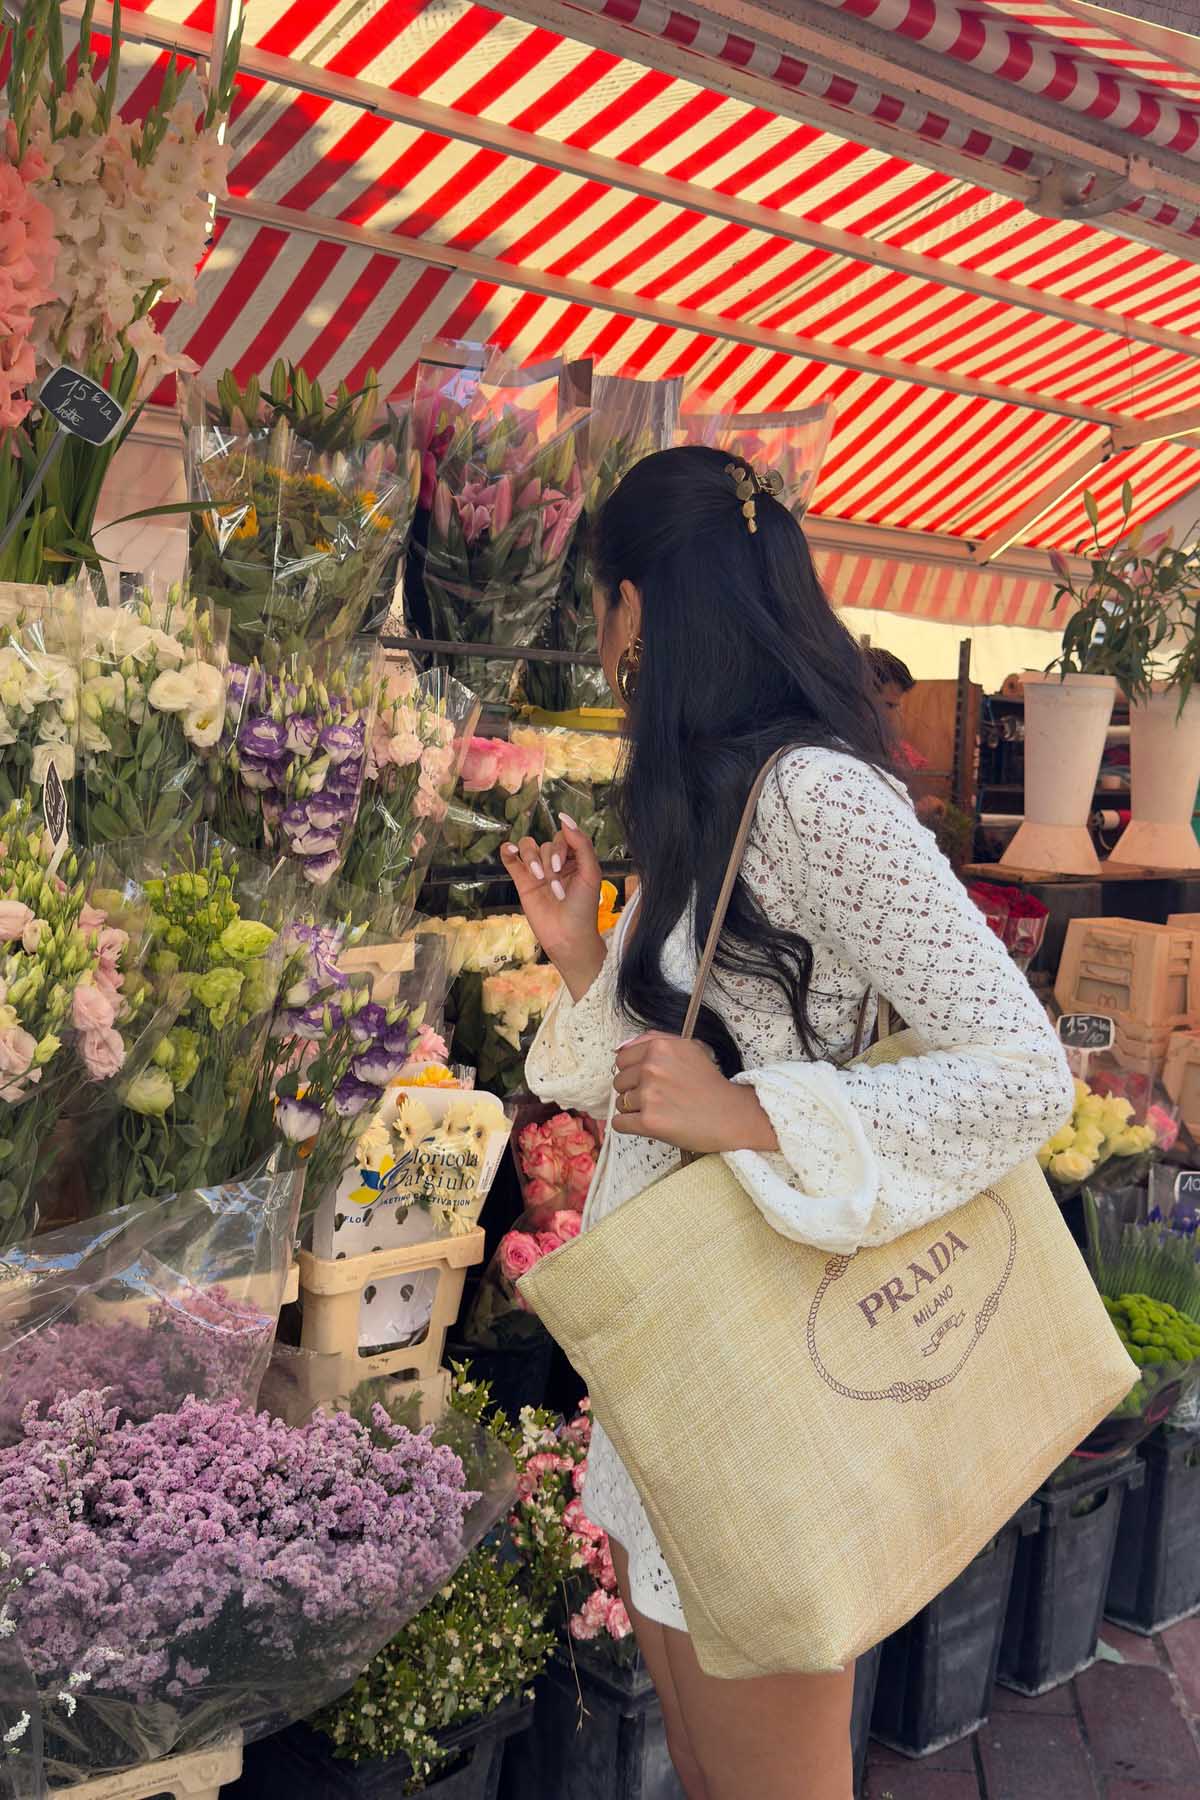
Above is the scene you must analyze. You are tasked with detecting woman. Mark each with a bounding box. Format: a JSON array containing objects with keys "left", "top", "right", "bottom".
[{"left": 501, "top": 446, "right": 1072, "bottom": 1800}]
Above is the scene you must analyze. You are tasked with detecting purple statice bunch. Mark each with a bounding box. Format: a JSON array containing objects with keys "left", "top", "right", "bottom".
[
  {"left": 215, "top": 651, "right": 381, "bottom": 886},
  {"left": 0, "top": 1391, "right": 477, "bottom": 1717}
]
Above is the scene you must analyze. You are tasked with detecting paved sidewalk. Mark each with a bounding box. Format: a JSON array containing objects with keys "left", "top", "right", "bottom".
[{"left": 865, "top": 1619, "right": 1200, "bottom": 1799}]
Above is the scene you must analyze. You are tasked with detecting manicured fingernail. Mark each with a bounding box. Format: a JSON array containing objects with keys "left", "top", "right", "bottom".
[
  {"left": 551, "top": 879, "right": 566, "bottom": 901},
  {"left": 501, "top": 844, "right": 517, "bottom": 858},
  {"left": 551, "top": 854, "right": 563, "bottom": 874},
  {"left": 531, "top": 860, "right": 545, "bottom": 881},
  {"left": 560, "top": 813, "right": 577, "bottom": 830}
]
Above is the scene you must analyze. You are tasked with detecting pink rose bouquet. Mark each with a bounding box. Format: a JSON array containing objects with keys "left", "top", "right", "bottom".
[
  {"left": 434, "top": 732, "right": 547, "bottom": 873},
  {"left": 462, "top": 1198, "right": 576, "bottom": 1350},
  {"left": 514, "top": 1108, "right": 602, "bottom": 1222}
]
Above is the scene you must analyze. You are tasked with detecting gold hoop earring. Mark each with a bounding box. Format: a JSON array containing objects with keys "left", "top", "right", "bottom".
[{"left": 615, "top": 637, "right": 642, "bottom": 705}]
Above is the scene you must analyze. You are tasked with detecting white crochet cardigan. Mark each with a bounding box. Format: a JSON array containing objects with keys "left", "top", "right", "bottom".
[{"left": 526, "top": 747, "right": 1073, "bottom": 1632}]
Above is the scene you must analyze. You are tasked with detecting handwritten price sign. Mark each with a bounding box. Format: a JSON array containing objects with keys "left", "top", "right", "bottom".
[
  {"left": 38, "top": 367, "right": 125, "bottom": 445},
  {"left": 1057, "top": 1014, "right": 1115, "bottom": 1052}
]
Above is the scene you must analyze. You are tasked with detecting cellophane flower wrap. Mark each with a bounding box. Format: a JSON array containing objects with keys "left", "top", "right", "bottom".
[
  {"left": 212, "top": 637, "right": 383, "bottom": 887},
  {"left": 513, "top": 725, "right": 625, "bottom": 863},
  {"left": 0, "top": 1180, "right": 513, "bottom": 1785},
  {"left": 470, "top": 963, "right": 561, "bottom": 1097},
  {"left": 424, "top": 913, "right": 542, "bottom": 1090},
  {"left": 238, "top": 904, "right": 453, "bottom": 1232},
  {"left": 411, "top": 347, "right": 588, "bottom": 702},
  {"left": 0, "top": 0, "right": 237, "bottom": 586},
  {"left": 0, "top": 795, "right": 170, "bottom": 1248},
  {"left": 510, "top": 1103, "right": 602, "bottom": 1226},
  {"left": 0, "top": 580, "right": 81, "bottom": 816},
  {"left": 183, "top": 363, "right": 420, "bottom": 665},
  {"left": 464, "top": 1197, "right": 579, "bottom": 1350},
  {"left": 340, "top": 658, "right": 479, "bottom": 908},
  {"left": 86, "top": 831, "right": 294, "bottom": 1213},
  {"left": 526, "top": 373, "right": 681, "bottom": 712},
  {"left": 1038, "top": 1074, "right": 1176, "bottom": 1203},
  {"left": 680, "top": 399, "right": 835, "bottom": 523},
  {"left": 77, "top": 584, "right": 229, "bottom": 846},
  {"left": 434, "top": 733, "right": 546, "bottom": 874}
]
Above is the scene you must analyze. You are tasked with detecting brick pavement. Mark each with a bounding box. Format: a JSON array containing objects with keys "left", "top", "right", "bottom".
[{"left": 865, "top": 1620, "right": 1200, "bottom": 1799}]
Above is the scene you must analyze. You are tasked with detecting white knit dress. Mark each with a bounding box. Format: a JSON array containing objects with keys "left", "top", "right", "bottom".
[{"left": 525, "top": 748, "right": 1073, "bottom": 1634}]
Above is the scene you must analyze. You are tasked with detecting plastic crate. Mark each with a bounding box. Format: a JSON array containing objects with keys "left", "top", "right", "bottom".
[
  {"left": 1055, "top": 918, "right": 1200, "bottom": 1028},
  {"left": 1107, "top": 1426, "right": 1200, "bottom": 1634},
  {"left": 51, "top": 1741, "right": 242, "bottom": 1798},
  {"left": 871, "top": 1505, "right": 1037, "bottom": 1755},
  {"left": 298, "top": 1228, "right": 485, "bottom": 1388},
  {"left": 230, "top": 1701, "right": 531, "bottom": 1800},
  {"left": 998, "top": 1454, "right": 1144, "bottom": 1695}
]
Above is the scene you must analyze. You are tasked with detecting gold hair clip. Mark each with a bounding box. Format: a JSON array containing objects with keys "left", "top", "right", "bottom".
[{"left": 724, "top": 459, "right": 784, "bottom": 533}]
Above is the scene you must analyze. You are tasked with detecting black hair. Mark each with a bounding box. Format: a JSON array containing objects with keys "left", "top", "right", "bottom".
[
  {"left": 593, "top": 444, "right": 891, "bottom": 1071},
  {"left": 867, "top": 647, "right": 915, "bottom": 693}
]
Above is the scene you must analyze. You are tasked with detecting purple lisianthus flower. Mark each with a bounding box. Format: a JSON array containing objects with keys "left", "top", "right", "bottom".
[
  {"left": 307, "top": 795, "right": 352, "bottom": 831},
  {"left": 349, "top": 1003, "right": 389, "bottom": 1043},
  {"left": 238, "top": 756, "right": 274, "bottom": 793},
  {"left": 281, "top": 802, "right": 314, "bottom": 840},
  {"left": 384, "top": 1022, "right": 419, "bottom": 1054},
  {"left": 351, "top": 1048, "right": 406, "bottom": 1087},
  {"left": 261, "top": 797, "right": 283, "bottom": 830},
  {"left": 333, "top": 1075, "right": 377, "bottom": 1117},
  {"left": 238, "top": 716, "right": 288, "bottom": 761},
  {"left": 275, "top": 1095, "right": 324, "bottom": 1143},
  {"left": 304, "top": 850, "right": 343, "bottom": 887},
  {"left": 293, "top": 829, "right": 341, "bottom": 858},
  {"left": 320, "top": 721, "right": 365, "bottom": 766},
  {"left": 286, "top": 715, "right": 320, "bottom": 755}
]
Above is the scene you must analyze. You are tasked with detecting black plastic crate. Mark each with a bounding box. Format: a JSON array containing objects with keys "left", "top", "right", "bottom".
[
  {"left": 998, "top": 1454, "right": 1144, "bottom": 1695},
  {"left": 1107, "top": 1426, "right": 1200, "bottom": 1634},
  {"left": 229, "top": 1700, "right": 531, "bottom": 1800},
  {"left": 872, "top": 1505, "right": 1037, "bottom": 1755},
  {"left": 444, "top": 1333, "right": 556, "bottom": 1423}
]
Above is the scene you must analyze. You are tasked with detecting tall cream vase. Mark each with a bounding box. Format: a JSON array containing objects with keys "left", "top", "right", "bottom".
[
  {"left": 1108, "top": 683, "right": 1200, "bottom": 870},
  {"left": 1002, "top": 673, "right": 1117, "bottom": 875}
]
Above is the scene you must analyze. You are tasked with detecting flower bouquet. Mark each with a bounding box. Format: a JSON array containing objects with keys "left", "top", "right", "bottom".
[
  {"left": 512, "top": 1106, "right": 602, "bottom": 1224},
  {"left": 679, "top": 400, "right": 835, "bottom": 523},
  {"left": 968, "top": 880, "right": 1049, "bottom": 972},
  {"left": 432, "top": 734, "right": 546, "bottom": 873},
  {"left": 1037, "top": 1076, "right": 1170, "bottom": 1202},
  {"left": 212, "top": 637, "right": 383, "bottom": 886},
  {"left": 340, "top": 660, "right": 479, "bottom": 907},
  {"left": 525, "top": 372, "right": 682, "bottom": 713},
  {"left": 86, "top": 835, "right": 290, "bottom": 1213},
  {"left": 450, "top": 961, "right": 561, "bottom": 1098},
  {"left": 513, "top": 725, "right": 625, "bottom": 863},
  {"left": 416, "top": 912, "right": 538, "bottom": 981},
  {"left": 77, "top": 586, "right": 229, "bottom": 846},
  {"left": 0, "top": 0, "right": 237, "bottom": 586},
  {"left": 411, "top": 347, "right": 588, "bottom": 701},
  {"left": 0, "top": 796, "right": 166, "bottom": 1248},
  {"left": 0, "top": 582, "right": 80, "bottom": 813},
  {"left": 183, "top": 362, "right": 421, "bottom": 663},
  {"left": 463, "top": 1204, "right": 581, "bottom": 1351}
]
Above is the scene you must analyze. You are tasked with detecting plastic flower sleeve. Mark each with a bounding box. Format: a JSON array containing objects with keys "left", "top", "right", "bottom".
[
  {"left": 410, "top": 344, "right": 589, "bottom": 701},
  {"left": 513, "top": 725, "right": 625, "bottom": 863},
  {"left": 211, "top": 636, "right": 384, "bottom": 887},
  {"left": 433, "top": 733, "right": 547, "bottom": 872},
  {"left": 76, "top": 585, "right": 230, "bottom": 847},
  {"left": 525, "top": 372, "right": 682, "bottom": 713},
  {"left": 182, "top": 372, "right": 421, "bottom": 664},
  {"left": 450, "top": 963, "right": 563, "bottom": 1098},
  {"left": 462, "top": 1199, "right": 581, "bottom": 1352},
  {"left": 0, "top": 1629, "right": 42, "bottom": 1800},
  {"left": 679, "top": 400, "right": 835, "bottom": 522},
  {"left": 340, "top": 659, "right": 480, "bottom": 911},
  {"left": 0, "top": 579, "right": 81, "bottom": 818},
  {"left": 0, "top": 1184, "right": 511, "bottom": 1787}
]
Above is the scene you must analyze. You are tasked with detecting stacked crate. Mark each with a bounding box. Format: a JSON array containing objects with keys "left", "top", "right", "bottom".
[{"left": 1054, "top": 918, "right": 1200, "bottom": 1075}]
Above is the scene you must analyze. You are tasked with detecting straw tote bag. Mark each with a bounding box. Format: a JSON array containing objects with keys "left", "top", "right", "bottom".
[{"left": 520, "top": 751, "right": 1137, "bottom": 1680}]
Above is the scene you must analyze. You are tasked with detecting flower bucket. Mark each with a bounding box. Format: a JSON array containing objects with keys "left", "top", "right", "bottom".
[
  {"left": 1108, "top": 687, "right": 1200, "bottom": 870},
  {"left": 1002, "top": 674, "right": 1117, "bottom": 875}
]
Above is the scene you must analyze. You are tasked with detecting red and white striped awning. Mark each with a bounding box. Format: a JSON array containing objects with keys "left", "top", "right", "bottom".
[{"left": 85, "top": 0, "right": 1200, "bottom": 622}]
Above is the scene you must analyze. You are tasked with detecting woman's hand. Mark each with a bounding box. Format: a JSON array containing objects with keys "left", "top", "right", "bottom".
[
  {"left": 502, "top": 814, "right": 605, "bottom": 1001},
  {"left": 612, "top": 1034, "right": 779, "bottom": 1154}
]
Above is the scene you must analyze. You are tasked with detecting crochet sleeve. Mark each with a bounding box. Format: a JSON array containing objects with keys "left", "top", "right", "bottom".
[
  {"left": 724, "top": 752, "right": 1074, "bottom": 1254},
  {"left": 524, "top": 933, "right": 625, "bottom": 1118}
]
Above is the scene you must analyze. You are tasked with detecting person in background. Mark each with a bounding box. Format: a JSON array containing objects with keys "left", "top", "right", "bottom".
[{"left": 866, "top": 648, "right": 925, "bottom": 772}]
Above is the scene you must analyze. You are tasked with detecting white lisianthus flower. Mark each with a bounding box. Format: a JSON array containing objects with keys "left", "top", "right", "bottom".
[
  {"left": 31, "top": 742, "right": 75, "bottom": 785},
  {"left": 182, "top": 703, "right": 222, "bottom": 748},
  {"left": 79, "top": 716, "right": 112, "bottom": 754},
  {"left": 147, "top": 667, "right": 205, "bottom": 713},
  {"left": 0, "top": 712, "right": 16, "bottom": 749},
  {"left": 83, "top": 673, "right": 127, "bottom": 719}
]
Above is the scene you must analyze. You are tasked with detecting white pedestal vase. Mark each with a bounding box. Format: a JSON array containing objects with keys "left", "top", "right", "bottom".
[
  {"left": 1108, "top": 686, "right": 1200, "bottom": 870},
  {"left": 1002, "top": 674, "right": 1117, "bottom": 876}
]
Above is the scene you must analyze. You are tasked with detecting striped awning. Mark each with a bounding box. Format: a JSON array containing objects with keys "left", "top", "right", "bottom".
[{"left": 90, "top": 0, "right": 1200, "bottom": 616}]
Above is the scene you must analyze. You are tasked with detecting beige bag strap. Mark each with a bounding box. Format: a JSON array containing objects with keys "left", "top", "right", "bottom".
[{"left": 680, "top": 746, "right": 876, "bottom": 1053}]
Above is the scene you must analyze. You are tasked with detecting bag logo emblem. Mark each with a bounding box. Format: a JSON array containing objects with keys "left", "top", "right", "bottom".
[{"left": 806, "top": 1192, "right": 1016, "bottom": 1403}]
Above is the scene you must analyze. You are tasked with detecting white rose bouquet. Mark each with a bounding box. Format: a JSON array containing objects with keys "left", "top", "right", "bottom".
[
  {"left": 1038, "top": 1076, "right": 1165, "bottom": 1201},
  {"left": 416, "top": 913, "right": 538, "bottom": 980},
  {"left": 513, "top": 725, "right": 625, "bottom": 864},
  {"left": 77, "top": 589, "right": 229, "bottom": 845}
]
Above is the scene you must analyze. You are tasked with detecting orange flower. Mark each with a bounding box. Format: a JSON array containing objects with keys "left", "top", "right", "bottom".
[{"left": 597, "top": 880, "right": 620, "bottom": 935}]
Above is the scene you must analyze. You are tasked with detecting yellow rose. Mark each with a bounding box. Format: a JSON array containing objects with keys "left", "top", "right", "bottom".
[
  {"left": 1109, "top": 1125, "right": 1155, "bottom": 1156},
  {"left": 1072, "top": 1123, "right": 1106, "bottom": 1161},
  {"left": 1049, "top": 1149, "right": 1095, "bottom": 1183},
  {"left": 1043, "top": 1123, "right": 1076, "bottom": 1156},
  {"left": 1099, "top": 1094, "right": 1135, "bottom": 1138},
  {"left": 1075, "top": 1093, "right": 1107, "bottom": 1126}
]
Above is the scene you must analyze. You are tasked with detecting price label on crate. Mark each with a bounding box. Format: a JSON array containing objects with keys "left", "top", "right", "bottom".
[
  {"left": 1057, "top": 1014, "right": 1115, "bottom": 1052},
  {"left": 1174, "top": 1170, "right": 1200, "bottom": 1207},
  {"left": 38, "top": 366, "right": 125, "bottom": 445}
]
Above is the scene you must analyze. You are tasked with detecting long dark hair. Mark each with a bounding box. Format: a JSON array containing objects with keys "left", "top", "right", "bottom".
[{"left": 594, "top": 444, "right": 891, "bottom": 1073}]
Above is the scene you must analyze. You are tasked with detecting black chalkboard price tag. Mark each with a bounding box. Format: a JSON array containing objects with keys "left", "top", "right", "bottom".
[
  {"left": 38, "top": 366, "right": 125, "bottom": 445},
  {"left": 1174, "top": 1170, "right": 1200, "bottom": 1207},
  {"left": 1057, "top": 1013, "right": 1115, "bottom": 1052}
]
